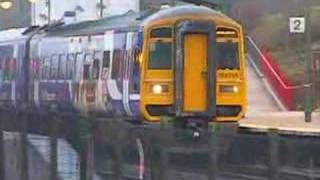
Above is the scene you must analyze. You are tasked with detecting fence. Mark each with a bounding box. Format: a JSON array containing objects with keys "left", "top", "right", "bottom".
[
  {"left": 0, "top": 108, "right": 319, "bottom": 180},
  {"left": 246, "top": 36, "right": 305, "bottom": 110}
]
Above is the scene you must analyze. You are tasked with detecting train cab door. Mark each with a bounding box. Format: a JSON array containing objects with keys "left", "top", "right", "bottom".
[
  {"left": 175, "top": 21, "right": 217, "bottom": 119},
  {"left": 183, "top": 34, "right": 208, "bottom": 112}
]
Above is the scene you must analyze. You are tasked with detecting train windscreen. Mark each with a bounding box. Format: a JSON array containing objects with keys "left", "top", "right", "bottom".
[
  {"left": 217, "top": 42, "right": 239, "bottom": 70},
  {"left": 148, "top": 41, "right": 172, "bottom": 70}
]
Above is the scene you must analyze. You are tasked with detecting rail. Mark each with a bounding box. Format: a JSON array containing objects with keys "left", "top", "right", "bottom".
[{"left": 246, "top": 36, "right": 305, "bottom": 110}]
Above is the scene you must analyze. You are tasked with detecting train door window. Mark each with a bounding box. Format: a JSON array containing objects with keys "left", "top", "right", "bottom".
[
  {"left": 93, "top": 51, "right": 102, "bottom": 80},
  {"left": 30, "top": 58, "right": 39, "bottom": 80},
  {"left": 67, "top": 54, "right": 75, "bottom": 80},
  {"left": 217, "top": 42, "right": 240, "bottom": 70},
  {"left": 131, "top": 47, "right": 141, "bottom": 93},
  {"left": 74, "top": 53, "right": 84, "bottom": 81},
  {"left": 103, "top": 51, "right": 110, "bottom": 68},
  {"left": 92, "top": 60, "right": 100, "bottom": 80},
  {"left": 111, "top": 33, "right": 126, "bottom": 81},
  {"left": 111, "top": 50, "right": 122, "bottom": 79},
  {"left": 3, "top": 58, "right": 10, "bottom": 81},
  {"left": 83, "top": 54, "right": 92, "bottom": 80},
  {"left": 50, "top": 55, "right": 59, "bottom": 80},
  {"left": 40, "top": 57, "right": 45, "bottom": 80},
  {"left": 58, "top": 54, "right": 67, "bottom": 80},
  {"left": 102, "top": 50, "right": 110, "bottom": 79}
]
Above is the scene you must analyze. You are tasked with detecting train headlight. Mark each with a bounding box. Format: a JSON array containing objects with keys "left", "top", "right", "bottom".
[
  {"left": 151, "top": 84, "right": 169, "bottom": 94},
  {"left": 220, "top": 85, "right": 239, "bottom": 93},
  {"left": 152, "top": 84, "right": 163, "bottom": 94}
]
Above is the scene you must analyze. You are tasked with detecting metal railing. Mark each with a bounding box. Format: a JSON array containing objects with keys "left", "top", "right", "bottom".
[{"left": 246, "top": 36, "right": 306, "bottom": 110}]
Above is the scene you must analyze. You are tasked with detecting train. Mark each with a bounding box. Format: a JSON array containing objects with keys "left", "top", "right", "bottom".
[{"left": 0, "top": 5, "right": 246, "bottom": 124}]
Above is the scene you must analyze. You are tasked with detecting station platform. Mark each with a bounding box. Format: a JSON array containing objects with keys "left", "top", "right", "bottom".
[
  {"left": 240, "top": 112, "right": 320, "bottom": 136},
  {"left": 242, "top": 58, "right": 320, "bottom": 136}
]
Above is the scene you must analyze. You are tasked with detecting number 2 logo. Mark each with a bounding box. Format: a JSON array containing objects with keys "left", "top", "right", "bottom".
[{"left": 294, "top": 19, "right": 302, "bottom": 31}]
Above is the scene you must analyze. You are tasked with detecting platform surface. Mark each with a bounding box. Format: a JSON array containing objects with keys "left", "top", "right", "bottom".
[{"left": 241, "top": 60, "right": 320, "bottom": 136}]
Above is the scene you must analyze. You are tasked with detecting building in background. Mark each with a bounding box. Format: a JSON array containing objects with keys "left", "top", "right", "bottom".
[
  {"left": 32, "top": 0, "right": 142, "bottom": 25},
  {"left": 0, "top": 0, "right": 216, "bottom": 30}
]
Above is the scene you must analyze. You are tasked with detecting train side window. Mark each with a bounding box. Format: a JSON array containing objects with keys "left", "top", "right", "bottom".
[
  {"left": 131, "top": 48, "right": 141, "bottom": 93},
  {"left": 50, "top": 55, "right": 59, "bottom": 80},
  {"left": 30, "top": 58, "right": 39, "bottom": 80},
  {"left": 111, "top": 49, "right": 123, "bottom": 79},
  {"left": 101, "top": 51, "right": 110, "bottom": 79},
  {"left": 3, "top": 58, "right": 10, "bottom": 81},
  {"left": 83, "top": 54, "right": 92, "bottom": 80},
  {"left": 112, "top": 33, "right": 126, "bottom": 81},
  {"left": 58, "top": 54, "right": 67, "bottom": 80},
  {"left": 103, "top": 51, "right": 110, "bottom": 68},
  {"left": 92, "top": 59, "right": 100, "bottom": 80},
  {"left": 67, "top": 54, "right": 75, "bottom": 80},
  {"left": 93, "top": 51, "right": 102, "bottom": 80},
  {"left": 83, "top": 64, "right": 90, "bottom": 80}
]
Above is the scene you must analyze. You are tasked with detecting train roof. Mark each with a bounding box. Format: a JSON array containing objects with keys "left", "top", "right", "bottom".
[
  {"left": 143, "top": 5, "right": 236, "bottom": 26},
  {"left": 45, "top": 5, "right": 239, "bottom": 37},
  {"left": 46, "top": 10, "right": 155, "bottom": 36}
]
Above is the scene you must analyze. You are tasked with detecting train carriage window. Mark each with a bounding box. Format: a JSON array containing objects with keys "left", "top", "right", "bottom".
[
  {"left": 50, "top": 55, "right": 59, "bottom": 80},
  {"left": 102, "top": 51, "right": 110, "bottom": 79},
  {"left": 83, "top": 54, "right": 92, "bottom": 80},
  {"left": 40, "top": 57, "right": 47, "bottom": 80},
  {"left": 93, "top": 51, "right": 102, "bottom": 80},
  {"left": 217, "top": 42, "right": 240, "bottom": 70},
  {"left": 111, "top": 49, "right": 123, "bottom": 79},
  {"left": 92, "top": 59, "right": 100, "bottom": 80},
  {"left": 74, "top": 53, "right": 84, "bottom": 81},
  {"left": 3, "top": 58, "right": 10, "bottom": 81},
  {"left": 148, "top": 41, "right": 172, "bottom": 70},
  {"left": 67, "top": 54, "right": 75, "bottom": 80},
  {"left": 30, "top": 58, "right": 39, "bottom": 80},
  {"left": 58, "top": 54, "right": 67, "bottom": 80},
  {"left": 0, "top": 45, "right": 14, "bottom": 81},
  {"left": 103, "top": 51, "right": 110, "bottom": 68},
  {"left": 111, "top": 33, "right": 126, "bottom": 80}
]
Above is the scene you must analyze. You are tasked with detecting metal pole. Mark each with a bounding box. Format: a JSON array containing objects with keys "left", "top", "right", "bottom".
[
  {"left": 50, "top": 110, "right": 58, "bottom": 180},
  {"left": 208, "top": 126, "right": 218, "bottom": 180},
  {"left": 0, "top": 109, "right": 5, "bottom": 180},
  {"left": 268, "top": 131, "right": 279, "bottom": 180},
  {"left": 305, "top": 3, "right": 313, "bottom": 122},
  {"left": 20, "top": 110, "right": 29, "bottom": 180},
  {"left": 99, "top": 0, "right": 103, "bottom": 19},
  {"left": 47, "top": 0, "right": 51, "bottom": 23},
  {"left": 113, "top": 120, "right": 123, "bottom": 180},
  {"left": 159, "top": 149, "right": 168, "bottom": 180}
]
